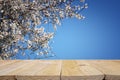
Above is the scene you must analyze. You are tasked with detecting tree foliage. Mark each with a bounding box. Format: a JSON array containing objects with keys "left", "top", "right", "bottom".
[{"left": 0, "top": 0, "right": 87, "bottom": 59}]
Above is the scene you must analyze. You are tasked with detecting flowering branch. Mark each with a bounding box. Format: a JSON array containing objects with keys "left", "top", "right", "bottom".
[{"left": 0, "top": 0, "right": 87, "bottom": 59}]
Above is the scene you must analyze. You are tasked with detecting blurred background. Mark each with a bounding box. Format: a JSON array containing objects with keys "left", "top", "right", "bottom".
[{"left": 51, "top": 0, "right": 120, "bottom": 59}]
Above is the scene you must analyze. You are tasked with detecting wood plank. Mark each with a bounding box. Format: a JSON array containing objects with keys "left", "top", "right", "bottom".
[
  {"left": 87, "top": 60, "right": 120, "bottom": 80},
  {"left": 61, "top": 60, "right": 104, "bottom": 80},
  {"left": 0, "top": 60, "right": 18, "bottom": 67},
  {"left": 0, "top": 60, "right": 62, "bottom": 80},
  {"left": 0, "top": 60, "right": 120, "bottom": 80},
  {"left": 0, "top": 60, "right": 32, "bottom": 75}
]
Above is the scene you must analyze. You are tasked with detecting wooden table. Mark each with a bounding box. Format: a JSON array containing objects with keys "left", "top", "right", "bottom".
[{"left": 0, "top": 60, "right": 120, "bottom": 80}]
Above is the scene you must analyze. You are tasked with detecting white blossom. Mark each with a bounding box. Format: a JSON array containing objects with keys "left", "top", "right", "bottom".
[
  {"left": 14, "top": 49, "right": 18, "bottom": 53},
  {"left": 0, "top": 35, "right": 3, "bottom": 39},
  {"left": 0, "top": 0, "right": 87, "bottom": 59},
  {"left": 28, "top": 40, "right": 32, "bottom": 45},
  {"left": 53, "top": 24, "right": 57, "bottom": 30}
]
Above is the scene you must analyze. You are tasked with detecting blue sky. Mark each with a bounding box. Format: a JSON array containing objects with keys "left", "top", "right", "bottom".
[{"left": 50, "top": 0, "right": 120, "bottom": 59}]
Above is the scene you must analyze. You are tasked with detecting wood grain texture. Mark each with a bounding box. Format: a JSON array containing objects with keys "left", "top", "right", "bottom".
[
  {"left": 0, "top": 60, "right": 62, "bottom": 80},
  {"left": 0, "top": 60, "right": 120, "bottom": 80},
  {"left": 61, "top": 60, "right": 104, "bottom": 80},
  {"left": 86, "top": 60, "right": 120, "bottom": 80}
]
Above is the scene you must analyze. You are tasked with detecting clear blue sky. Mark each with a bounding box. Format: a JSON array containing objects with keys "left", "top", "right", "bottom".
[{"left": 50, "top": 0, "right": 120, "bottom": 59}]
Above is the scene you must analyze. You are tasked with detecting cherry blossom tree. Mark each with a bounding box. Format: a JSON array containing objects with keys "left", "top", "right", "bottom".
[{"left": 0, "top": 0, "right": 87, "bottom": 60}]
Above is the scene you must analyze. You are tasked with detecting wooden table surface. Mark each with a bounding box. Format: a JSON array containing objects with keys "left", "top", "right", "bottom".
[{"left": 0, "top": 60, "right": 120, "bottom": 80}]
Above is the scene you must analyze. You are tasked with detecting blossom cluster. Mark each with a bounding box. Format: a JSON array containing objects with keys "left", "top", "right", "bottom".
[{"left": 0, "top": 0, "right": 87, "bottom": 59}]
